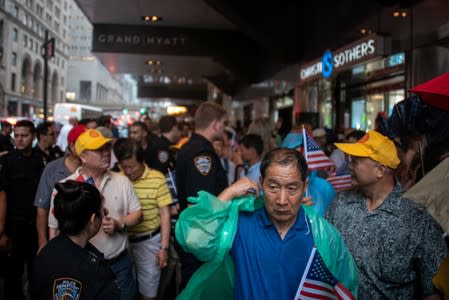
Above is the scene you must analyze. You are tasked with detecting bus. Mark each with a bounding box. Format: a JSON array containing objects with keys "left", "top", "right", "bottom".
[{"left": 53, "top": 103, "right": 103, "bottom": 125}]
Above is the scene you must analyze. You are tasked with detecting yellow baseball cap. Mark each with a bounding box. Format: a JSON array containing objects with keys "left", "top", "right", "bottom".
[
  {"left": 75, "top": 129, "right": 111, "bottom": 155},
  {"left": 334, "top": 130, "right": 400, "bottom": 169}
]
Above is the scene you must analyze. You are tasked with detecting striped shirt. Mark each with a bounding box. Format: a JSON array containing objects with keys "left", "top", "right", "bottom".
[{"left": 129, "top": 165, "right": 172, "bottom": 234}]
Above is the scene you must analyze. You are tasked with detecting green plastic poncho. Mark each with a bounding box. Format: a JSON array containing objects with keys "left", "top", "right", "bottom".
[{"left": 175, "top": 191, "right": 359, "bottom": 299}]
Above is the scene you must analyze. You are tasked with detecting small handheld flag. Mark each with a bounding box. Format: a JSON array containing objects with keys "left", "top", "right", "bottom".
[{"left": 294, "top": 247, "right": 355, "bottom": 300}]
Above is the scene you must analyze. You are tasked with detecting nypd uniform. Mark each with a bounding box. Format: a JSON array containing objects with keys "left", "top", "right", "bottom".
[
  {"left": 0, "top": 148, "right": 44, "bottom": 299},
  {"left": 31, "top": 235, "right": 120, "bottom": 299},
  {"left": 34, "top": 144, "right": 64, "bottom": 166},
  {"left": 146, "top": 135, "right": 175, "bottom": 174},
  {"left": 176, "top": 133, "right": 227, "bottom": 210},
  {"left": 175, "top": 132, "right": 228, "bottom": 290}
]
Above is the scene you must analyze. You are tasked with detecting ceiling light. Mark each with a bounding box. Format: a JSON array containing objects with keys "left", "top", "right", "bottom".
[
  {"left": 401, "top": 11, "right": 407, "bottom": 18},
  {"left": 142, "top": 15, "right": 162, "bottom": 23},
  {"left": 360, "top": 28, "right": 367, "bottom": 35},
  {"left": 146, "top": 60, "right": 161, "bottom": 65},
  {"left": 167, "top": 106, "right": 187, "bottom": 115},
  {"left": 392, "top": 11, "right": 400, "bottom": 17}
]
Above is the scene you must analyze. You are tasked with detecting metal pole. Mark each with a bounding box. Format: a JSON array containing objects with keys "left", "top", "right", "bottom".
[{"left": 43, "top": 30, "right": 48, "bottom": 121}]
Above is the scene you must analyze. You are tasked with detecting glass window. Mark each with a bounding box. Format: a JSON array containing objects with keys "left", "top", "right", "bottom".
[
  {"left": 13, "top": 5, "right": 19, "bottom": 18},
  {"left": 365, "top": 94, "right": 384, "bottom": 130},
  {"left": 36, "top": 4, "right": 43, "bottom": 17},
  {"left": 80, "top": 81, "right": 92, "bottom": 100},
  {"left": 387, "top": 89, "right": 405, "bottom": 115},
  {"left": 11, "top": 52, "right": 17, "bottom": 66},
  {"left": 351, "top": 99, "right": 366, "bottom": 130},
  {"left": 23, "top": 34, "right": 28, "bottom": 47},
  {"left": 10, "top": 73, "right": 16, "bottom": 91},
  {"left": 12, "top": 28, "right": 18, "bottom": 42}
]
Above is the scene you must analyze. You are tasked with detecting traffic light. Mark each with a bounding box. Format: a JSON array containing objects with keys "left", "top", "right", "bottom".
[
  {"left": 42, "top": 38, "right": 55, "bottom": 59},
  {"left": 140, "top": 107, "right": 147, "bottom": 115},
  {"left": 123, "top": 108, "right": 128, "bottom": 114}
]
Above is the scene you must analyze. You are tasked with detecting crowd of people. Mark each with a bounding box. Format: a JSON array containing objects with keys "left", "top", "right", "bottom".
[{"left": 0, "top": 99, "right": 448, "bottom": 299}]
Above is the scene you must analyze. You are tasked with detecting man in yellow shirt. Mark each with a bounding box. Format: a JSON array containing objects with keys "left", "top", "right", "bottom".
[{"left": 113, "top": 138, "right": 172, "bottom": 300}]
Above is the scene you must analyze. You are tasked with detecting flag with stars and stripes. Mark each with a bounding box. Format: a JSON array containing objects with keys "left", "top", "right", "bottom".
[
  {"left": 302, "top": 128, "right": 335, "bottom": 170},
  {"left": 326, "top": 169, "right": 352, "bottom": 192},
  {"left": 294, "top": 247, "right": 355, "bottom": 300}
]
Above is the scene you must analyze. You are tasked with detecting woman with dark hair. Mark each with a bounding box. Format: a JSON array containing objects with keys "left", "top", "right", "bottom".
[{"left": 31, "top": 180, "right": 119, "bottom": 299}]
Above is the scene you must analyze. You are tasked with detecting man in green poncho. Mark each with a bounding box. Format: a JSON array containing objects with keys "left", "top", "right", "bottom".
[{"left": 176, "top": 148, "right": 358, "bottom": 299}]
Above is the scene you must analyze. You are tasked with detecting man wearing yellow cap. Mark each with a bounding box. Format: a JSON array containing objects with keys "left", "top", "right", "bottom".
[
  {"left": 48, "top": 129, "right": 143, "bottom": 299},
  {"left": 326, "top": 130, "right": 448, "bottom": 299}
]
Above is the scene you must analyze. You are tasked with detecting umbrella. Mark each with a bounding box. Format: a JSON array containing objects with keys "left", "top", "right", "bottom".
[
  {"left": 410, "top": 72, "right": 449, "bottom": 112},
  {"left": 386, "top": 95, "right": 449, "bottom": 145},
  {"left": 404, "top": 157, "right": 449, "bottom": 233}
]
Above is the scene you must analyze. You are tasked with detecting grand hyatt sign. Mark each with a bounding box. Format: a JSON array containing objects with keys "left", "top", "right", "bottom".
[
  {"left": 97, "top": 34, "right": 186, "bottom": 47},
  {"left": 92, "top": 24, "right": 209, "bottom": 55},
  {"left": 299, "top": 35, "right": 388, "bottom": 82}
]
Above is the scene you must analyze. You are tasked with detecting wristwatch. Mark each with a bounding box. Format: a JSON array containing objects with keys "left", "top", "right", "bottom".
[
  {"left": 160, "top": 246, "right": 169, "bottom": 251},
  {"left": 120, "top": 222, "right": 128, "bottom": 232}
]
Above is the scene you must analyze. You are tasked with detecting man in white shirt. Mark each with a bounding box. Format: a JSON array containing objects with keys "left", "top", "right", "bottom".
[{"left": 49, "top": 129, "right": 143, "bottom": 299}]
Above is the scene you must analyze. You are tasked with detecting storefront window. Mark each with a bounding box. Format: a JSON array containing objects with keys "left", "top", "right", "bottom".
[
  {"left": 351, "top": 99, "right": 366, "bottom": 130},
  {"left": 320, "top": 99, "right": 333, "bottom": 128},
  {"left": 386, "top": 89, "right": 405, "bottom": 115},
  {"left": 367, "top": 94, "right": 384, "bottom": 129}
]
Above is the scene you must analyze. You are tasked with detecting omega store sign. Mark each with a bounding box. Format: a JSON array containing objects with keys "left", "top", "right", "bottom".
[{"left": 299, "top": 35, "right": 389, "bottom": 84}]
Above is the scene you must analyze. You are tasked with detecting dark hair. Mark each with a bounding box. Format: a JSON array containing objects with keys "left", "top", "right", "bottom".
[
  {"left": 224, "top": 129, "right": 233, "bottom": 140},
  {"left": 260, "top": 148, "right": 308, "bottom": 182},
  {"left": 131, "top": 121, "right": 148, "bottom": 133},
  {"left": 346, "top": 130, "right": 366, "bottom": 142},
  {"left": 14, "top": 120, "right": 35, "bottom": 133},
  {"left": 53, "top": 180, "right": 102, "bottom": 236},
  {"left": 159, "top": 116, "right": 177, "bottom": 134},
  {"left": 240, "top": 134, "right": 264, "bottom": 156},
  {"left": 36, "top": 122, "right": 53, "bottom": 140},
  {"left": 113, "top": 138, "right": 145, "bottom": 163},
  {"left": 97, "top": 115, "right": 112, "bottom": 127},
  {"left": 1, "top": 121, "right": 12, "bottom": 129},
  {"left": 194, "top": 101, "right": 226, "bottom": 130}
]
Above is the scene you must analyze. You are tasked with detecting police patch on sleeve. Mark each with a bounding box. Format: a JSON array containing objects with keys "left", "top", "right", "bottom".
[
  {"left": 194, "top": 155, "right": 212, "bottom": 176},
  {"left": 53, "top": 278, "right": 82, "bottom": 299},
  {"left": 158, "top": 150, "right": 169, "bottom": 164}
]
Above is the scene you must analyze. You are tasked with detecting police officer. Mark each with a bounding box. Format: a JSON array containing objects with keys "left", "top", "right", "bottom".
[
  {"left": 34, "top": 121, "right": 64, "bottom": 166},
  {"left": 147, "top": 115, "right": 181, "bottom": 174},
  {"left": 31, "top": 180, "right": 120, "bottom": 299},
  {"left": 175, "top": 101, "right": 228, "bottom": 290},
  {"left": 0, "top": 120, "right": 44, "bottom": 300}
]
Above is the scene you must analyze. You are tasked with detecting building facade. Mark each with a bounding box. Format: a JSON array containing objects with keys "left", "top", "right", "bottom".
[
  {"left": 295, "top": 1, "right": 449, "bottom": 132},
  {"left": 0, "top": 0, "right": 69, "bottom": 118},
  {"left": 65, "top": 1, "right": 136, "bottom": 109}
]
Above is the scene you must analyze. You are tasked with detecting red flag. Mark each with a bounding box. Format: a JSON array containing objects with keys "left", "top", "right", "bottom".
[
  {"left": 302, "top": 128, "right": 335, "bottom": 170},
  {"left": 295, "top": 248, "right": 355, "bottom": 300}
]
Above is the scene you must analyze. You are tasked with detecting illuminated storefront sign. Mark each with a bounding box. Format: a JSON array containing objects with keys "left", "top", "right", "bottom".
[{"left": 300, "top": 35, "right": 386, "bottom": 82}]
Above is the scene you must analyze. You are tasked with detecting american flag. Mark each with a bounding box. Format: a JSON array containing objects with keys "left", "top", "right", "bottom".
[
  {"left": 302, "top": 128, "right": 335, "bottom": 170},
  {"left": 327, "top": 169, "right": 352, "bottom": 192},
  {"left": 295, "top": 248, "right": 355, "bottom": 300}
]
